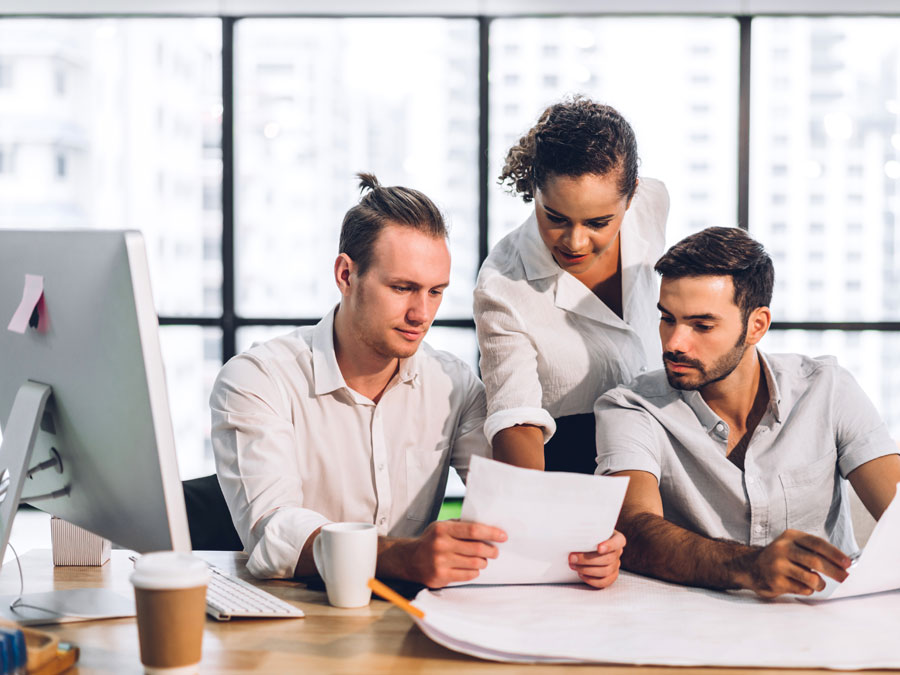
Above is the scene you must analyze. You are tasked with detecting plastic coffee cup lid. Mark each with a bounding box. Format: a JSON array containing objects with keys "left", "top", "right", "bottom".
[{"left": 130, "top": 551, "right": 210, "bottom": 590}]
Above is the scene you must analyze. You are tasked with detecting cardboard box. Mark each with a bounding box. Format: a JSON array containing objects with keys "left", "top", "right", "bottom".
[{"left": 50, "top": 517, "right": 110, "bottom": 566}]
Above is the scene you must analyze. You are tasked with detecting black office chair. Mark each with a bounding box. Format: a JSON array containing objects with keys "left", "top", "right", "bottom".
[
  {"left": 182, "top": 474, "right": 244, "bottom": 551},
  {"left": 182, "top": 476, "right": 425, "bottom": 597}
]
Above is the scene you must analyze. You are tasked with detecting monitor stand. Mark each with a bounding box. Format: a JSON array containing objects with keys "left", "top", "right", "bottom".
[{"left": 0, "top": 381, "right": 135, "bottom": 625}]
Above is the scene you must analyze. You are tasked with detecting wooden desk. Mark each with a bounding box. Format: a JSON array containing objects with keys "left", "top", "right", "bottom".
[{"left": 1, "top": 550, "right": 892, "bottom": 674}]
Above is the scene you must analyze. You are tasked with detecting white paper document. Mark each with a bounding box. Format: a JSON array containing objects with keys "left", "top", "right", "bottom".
[
  {"left": 412, "top": 573, "right": 900, "bottom": 669},
  {"left": 806, "top": 481, "right": 900, "bottom": 601},
  {"left": 458, "top": 456, "right": 629, "bottom": 585}
]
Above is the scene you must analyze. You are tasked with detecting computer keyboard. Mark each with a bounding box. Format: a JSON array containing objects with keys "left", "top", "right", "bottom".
[{"left": 206, "top": 564, "right": 306, "bottom": 621}]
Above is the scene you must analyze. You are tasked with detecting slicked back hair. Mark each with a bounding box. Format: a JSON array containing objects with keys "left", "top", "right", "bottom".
[
  {"left": 654, "top": 227, "right": 775, "bottom": 323},
  {"left": 339, "top": 173, "right": 447, "bottom": 276}
]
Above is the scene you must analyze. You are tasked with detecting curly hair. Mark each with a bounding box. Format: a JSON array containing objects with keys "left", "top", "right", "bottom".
[
  {"left": 339, "top": 173, "right": 447, "bottom": 276},
  {"left": 499, "top": 96, "right": 639, "bottom": 203}
]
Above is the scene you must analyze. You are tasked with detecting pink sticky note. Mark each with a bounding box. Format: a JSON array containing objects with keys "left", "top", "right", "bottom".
[{"left": 7, "top": 274, "right": 44, "bottom": 334}]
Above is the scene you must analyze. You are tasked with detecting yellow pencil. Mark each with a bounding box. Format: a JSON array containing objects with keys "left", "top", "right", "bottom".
[{"left": 367, "top": 578, "right": 425, "bottom": 620}]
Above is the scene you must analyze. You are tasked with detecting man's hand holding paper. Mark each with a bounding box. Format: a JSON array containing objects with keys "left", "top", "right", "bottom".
[
  {"left": 393, "top": 520, "right": 508, "bottom": 589},
  {"left": 457, "top": 456, "right": 629, "bottom": 586}
]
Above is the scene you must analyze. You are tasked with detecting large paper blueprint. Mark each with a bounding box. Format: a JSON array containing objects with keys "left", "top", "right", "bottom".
[
  {"left": 413, "top": 572, "right": 900, "bottom": 668},
  {"left": 807, "top": 481, "right": 900, "bottom": 600},
  {"left": 458, "top": 456, "right": 629, "bottom": 585}
]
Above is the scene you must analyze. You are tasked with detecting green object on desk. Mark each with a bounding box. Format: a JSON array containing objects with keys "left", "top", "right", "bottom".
[{"left": 438, "top": 498, "right": 462, "bottom": 521}]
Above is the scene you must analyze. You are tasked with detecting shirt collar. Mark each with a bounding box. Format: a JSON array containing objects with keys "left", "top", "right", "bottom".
[
  {"left": 680, "top": 348, "right": 785, "bottom": 429},
  {"left": 519, "top": 212, "right": 563, "bottom": 281},
  {"left": 311, "top": 306, "right": 348, "bottom": 396},
  {"left": 619, "top": 210, "right": 651, "bottom": 319},
  {"left": 397, "top": 346, "right": 421, "bottom": 387},
  {"left": 758, "top": 350, "right": 784, "bottom": 422},
  {"left": 518, "top": 212, "right": 625, "bottom": 327},
  {"left": 517, "top": 209, "right": 649, "bottom": 330},
  {"left": 311, "top": 305, "right": 421, "bottom": 397},
  {"left": 680, "top": 389, "right": 721, "bottom": 433}
]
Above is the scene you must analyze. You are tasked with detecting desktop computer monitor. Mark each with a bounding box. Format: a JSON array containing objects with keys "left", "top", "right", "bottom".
[{"left": 0, "top": 229, "right": 192, "bottom": 565}]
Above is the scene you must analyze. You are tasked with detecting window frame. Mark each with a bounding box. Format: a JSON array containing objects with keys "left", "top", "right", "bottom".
[{"left": 1, "top": 10, "right": 898, "bottom": 361}]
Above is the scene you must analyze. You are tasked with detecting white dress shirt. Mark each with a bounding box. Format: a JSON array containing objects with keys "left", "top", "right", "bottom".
[
  {"left": 474, "top": 177, "right": 669, "bottom": 445},
  {"left": 210, "top": 306, "right": 490, "bottom": 579}
]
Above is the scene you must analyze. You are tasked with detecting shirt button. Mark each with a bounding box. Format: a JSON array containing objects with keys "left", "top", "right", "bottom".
[
  {"left": 378, "top": 517, "right": 387, "bottom": 526},
  {"left": 377, "top": 463, "right": 385, "bottom": 471},
  {"left": 754, "top": 525, "right": 763, "bottom": 534},
  {"left": 639, "top": 366, "right": 647, "bottom": 373},
  {"left": 715, "top": 423, "right": 725, "bottom": 432}
]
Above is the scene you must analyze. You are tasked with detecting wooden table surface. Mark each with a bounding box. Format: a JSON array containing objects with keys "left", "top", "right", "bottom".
[{"left": 2, "top": 549, "right": 892, "bottom": 674}]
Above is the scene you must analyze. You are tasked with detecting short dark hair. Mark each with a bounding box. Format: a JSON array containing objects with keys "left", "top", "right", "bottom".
[
  {"left": 339, "top": 173, "right": 447, "bottom": 276},
  {"left": 654, "top": 227, "right": 775, "bottom": 321},
  {"left": 498, "top": 95, "right": 639, "bottom": 203}
]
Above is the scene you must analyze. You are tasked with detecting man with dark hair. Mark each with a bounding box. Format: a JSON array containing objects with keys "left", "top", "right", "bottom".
[
  {"left": 593, "top": 226, "right": 900, "bottom": 598},
  {"left": 210, "top": 174, "right": 506, "bottom": 587}
]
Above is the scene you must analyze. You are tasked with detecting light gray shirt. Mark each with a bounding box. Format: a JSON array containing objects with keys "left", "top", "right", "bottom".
[
  {"left": 210, "top": 306, "right": 490, "bottom": 579},
  {"left": 595, "top": 352, "right": 898, "bottom": 554}
]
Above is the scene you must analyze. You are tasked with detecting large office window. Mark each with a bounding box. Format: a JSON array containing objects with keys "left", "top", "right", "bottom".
[
  {"left": 751, "top": 18, "right": 900, "bottom": 437},
  {"left": 489, "top": 17, "right": 739, "bottom": 249},
  {"left": 159, "top": 327, "right": 222, "bottom": 478},
  {"left": 2, "top": 10, "right": 899, "bottom": 481},
  {"left": 234, "top": 19, "right": 479, "bottom": 322},
  {"left": 232, "top": 20, "right": 479, "bottom": 495},
  {"left": 0, "top": 18, "right": 223, "bottom": 478}
]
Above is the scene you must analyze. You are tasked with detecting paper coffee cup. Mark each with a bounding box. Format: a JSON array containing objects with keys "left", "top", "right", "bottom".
[
  {"left": 313, "top": 523, "right": 377, "bottom": 608},
  {"left": 130, "top": 552, "right": 210, "bottom": 675}
]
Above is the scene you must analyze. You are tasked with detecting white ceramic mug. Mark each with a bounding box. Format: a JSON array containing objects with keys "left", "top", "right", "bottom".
[{"left": 313, "top": 522, "right": 378, "bottom": 608}]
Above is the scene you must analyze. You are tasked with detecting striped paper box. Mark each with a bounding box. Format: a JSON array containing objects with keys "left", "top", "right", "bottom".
[{"left": 50, "top": 517, "right": 111, "bottom": 566}]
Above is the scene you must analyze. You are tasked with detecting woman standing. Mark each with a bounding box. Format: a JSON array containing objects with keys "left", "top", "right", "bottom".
[{"left": 475, "top": 96, "right": 669, "bottom": 474}]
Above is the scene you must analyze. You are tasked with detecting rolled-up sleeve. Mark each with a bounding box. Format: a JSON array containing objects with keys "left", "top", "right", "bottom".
[
  {"left": 832, "top": 365, "right": 899, "bottom": 478},
  {"left": 594, "top": 392, "right": 662, "bottom": 480},
  {"left": 210, "top": 355, "right": 330, "bottom": 579},
  {"left": 474, "top": 283, "right": 556, "bottom": 444}
]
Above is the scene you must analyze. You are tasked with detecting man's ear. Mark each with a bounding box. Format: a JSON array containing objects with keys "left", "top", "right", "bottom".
[
  {"left": 334, "top": 253, "right": 355, "bottom": 297},
  {"left": 745, "top": 306, "right": 771, "bottom": 346}
]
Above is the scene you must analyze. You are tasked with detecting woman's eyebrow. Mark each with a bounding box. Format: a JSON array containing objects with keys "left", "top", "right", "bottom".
[{"left": 543, "top": 204, "right": 614, "bottom": 221}]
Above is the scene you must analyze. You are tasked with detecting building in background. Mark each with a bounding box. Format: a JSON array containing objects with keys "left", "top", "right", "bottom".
[
  {"left": 488, "top": 17, "right": 738, "bottom": 250},
  {"left": 1, "top": 16, "right": 898, "bottom": 483},
  {"left": 751, "top": 19, "right": 900, "bottom": 437},
  {"left": 0, "top": 19, "right": 222, "bottom": 478}
]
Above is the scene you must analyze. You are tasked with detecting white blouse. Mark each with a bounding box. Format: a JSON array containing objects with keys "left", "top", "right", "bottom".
[{"left": 474, "top": 177, "right": 669, "bottom": 445}]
